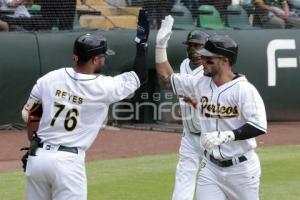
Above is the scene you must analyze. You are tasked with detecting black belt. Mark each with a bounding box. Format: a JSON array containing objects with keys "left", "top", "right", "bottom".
[
  {"left": 204, "top": 150, "right": 247, "bottom": 167},
  {"left": 38, "top": 143, "right": 78, "bottom": 154},
  {"left": 190, "top": 131, "right": 201, "bottom": 136}
]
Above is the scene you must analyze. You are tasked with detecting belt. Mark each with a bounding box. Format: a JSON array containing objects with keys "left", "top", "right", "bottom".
[
  {"left": 204, "top": 150, "right": 247, "bottom": 167},
  {"left": 38, "top": 143, "right": 78, "bottom": 154},
  {"left": 189, "top": 131, "right": 201, "bottom": 136}
]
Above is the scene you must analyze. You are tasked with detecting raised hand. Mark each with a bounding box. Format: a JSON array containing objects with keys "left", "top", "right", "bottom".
[
  {"left": 156, "top": 15, "right": 174, "bottom": 49},
  {"left": 135, "top": 8, "right": 150, "bottom": 44}
]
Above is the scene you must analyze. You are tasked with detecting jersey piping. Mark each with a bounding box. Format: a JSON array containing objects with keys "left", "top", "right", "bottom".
[
  {"left": 247, "top": 121, "right": 267, "bottom": 132},
  {"left": 30, "top": 93, "right": 40, "bottom": 101},
  {"left": 64, "top": 68, "right": 100, "bottom": 81},
  {"left": 215, "top": 78, "right": 248, "bottom": 159}
]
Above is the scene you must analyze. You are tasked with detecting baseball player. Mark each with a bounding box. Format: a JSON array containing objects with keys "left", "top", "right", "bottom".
[
  {"left": 155, "top": 15, "right": 267, "bottom": 200},
  {"left": 171, "top": 30, "right": 209, "bottom": 200},
  {"left": 21, "top": 9, "right": 149, "bottom": 200}
]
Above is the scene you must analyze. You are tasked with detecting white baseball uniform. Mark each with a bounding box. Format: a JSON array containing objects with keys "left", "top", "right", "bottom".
[
  {"left": 172, "top": 58, "right": 204, "bottom": 200},
  {"left": 170, "top": 73, "right": 267, "bottom": 200},
  {"left": 25, "top": 68, "right": 140, "bottom": 200}
]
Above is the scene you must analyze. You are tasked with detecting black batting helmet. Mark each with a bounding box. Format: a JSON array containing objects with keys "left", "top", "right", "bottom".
[
  {"left": 183, "top": 30, "right": 210, "bottom": 45},
  {"left": 73, "top": 33, "right": 115, "bottom": 61},
  {"left": 197, "top": 34, "right": 238, "bottom": 64}
]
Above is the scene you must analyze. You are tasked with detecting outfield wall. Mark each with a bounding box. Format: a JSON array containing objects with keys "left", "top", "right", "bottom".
[{"left": 0, "top": 29, "right": 299, "bottom": 125}]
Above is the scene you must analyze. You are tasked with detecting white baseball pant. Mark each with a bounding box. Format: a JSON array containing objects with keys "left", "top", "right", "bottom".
[
  {"left": 172, "top": 131, "right": 204, "bottom": 200},
  {"left": 196, "top": 151, "right": 261, "bottom": 200},
  {"left": 25, "top": 144, "right": 87, "bottom": 200}
]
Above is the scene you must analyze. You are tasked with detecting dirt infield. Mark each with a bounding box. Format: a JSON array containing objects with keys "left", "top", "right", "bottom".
[{"left": 0, "top": 122, "right": 299, "bottom": 173}]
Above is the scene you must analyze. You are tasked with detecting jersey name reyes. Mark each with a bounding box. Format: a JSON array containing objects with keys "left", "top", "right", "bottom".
[
  {"left": 200, "top": 96, "right": 239, "bottom": 119},
  {"left": 55, "top": 89, "right": 83, "bottom": 105}
]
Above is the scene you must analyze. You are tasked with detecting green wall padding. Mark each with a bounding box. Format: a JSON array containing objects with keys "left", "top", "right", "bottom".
[
  {"left": 0, "top": 32, "right": 40, "bottom": 124},
  {"left": 0, "top": 29, "right": 300, "bottom": 126}
]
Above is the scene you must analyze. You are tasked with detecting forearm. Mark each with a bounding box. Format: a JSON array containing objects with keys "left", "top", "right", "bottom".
[
  {"left": 27, "top": 122, "right": 39, "bottom": 141},
  {"left": 22, "top": 95, "right": 43, "bottom": 141},
  {"left": 133, "top": 43, "right": 148, "bottom": 84},
  {"left": 133, "top": 8, "right": 149, "bottom": 85},
  {"left": 155, "top": 48, "right": 174, "bottom": 89},
  {"left": 155, "top": 15, "right": 174, "bottom": 89},
  {"left": 233, "top": 123, "right": 266, "bottom": 140}
]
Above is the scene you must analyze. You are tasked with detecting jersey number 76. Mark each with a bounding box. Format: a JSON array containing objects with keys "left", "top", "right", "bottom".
[{"left": 50, "top": 102, "right": 79, "bottom": 131}]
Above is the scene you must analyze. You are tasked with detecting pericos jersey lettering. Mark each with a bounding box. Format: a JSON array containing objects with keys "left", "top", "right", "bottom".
[{"left": 200, "top": 96, "right": 239, "bottom": 119}]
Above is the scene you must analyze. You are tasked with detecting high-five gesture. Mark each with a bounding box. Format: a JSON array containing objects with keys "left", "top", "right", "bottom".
[
  {"left": 135, "top": 9, "right": 150, "bottom": 45},
  {"left": 155, "top": 15, "right": 175, "bottom": 89},
  {"left": 156, "top": 15, "right": 174, "bottom": 49}
]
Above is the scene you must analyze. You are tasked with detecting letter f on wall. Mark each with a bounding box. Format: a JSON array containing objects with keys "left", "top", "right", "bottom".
[{"left": 267, "top": 39, "right": 298, "bottom": 87}]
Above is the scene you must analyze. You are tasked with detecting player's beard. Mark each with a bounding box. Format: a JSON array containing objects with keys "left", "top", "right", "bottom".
[
  {"left": 204, "top": 72, "right": 212, "bottom": 77},
  {"left": 204, "top": 71, "right": 212, "bottom": 77},
  {"left": 94, "top": 57, "right": 106, "bottom": 73},
  {"left": 187, "top": 47, "right": 202, "bottom": 66},
  {"left": 94, "top": 63, "right": 103, "bottom": 73},
  {"left": 203, "top": 60, "right": 217, "bottom": 77},
  {"left": 94, "top": 68, "right": 102, "bottom": 74}
]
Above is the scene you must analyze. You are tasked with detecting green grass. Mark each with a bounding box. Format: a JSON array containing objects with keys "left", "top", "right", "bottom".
[
  {"left": 0, "top": 145, "right": 300, "bottom": 200},
  {"left": 259, "top": 145, "right": 300, "bottom": 200},
  {"left": 0, "top": 171, "right": 25, "bottom": 199},
  {"left": 87, "top": 155, "right": 176, "bottom": 200}
]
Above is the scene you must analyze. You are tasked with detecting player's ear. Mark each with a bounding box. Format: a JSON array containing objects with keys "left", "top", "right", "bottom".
[
  {"left": 73, "top": 54, "right": 78, "bottom": 62},
  {"left": 91, "top": 55, "right": 99, "bottom": 64}
]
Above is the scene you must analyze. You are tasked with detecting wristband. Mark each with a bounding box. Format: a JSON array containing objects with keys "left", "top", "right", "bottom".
[{"left": 155, "top": 48, "right": 167, "bottom": 63}]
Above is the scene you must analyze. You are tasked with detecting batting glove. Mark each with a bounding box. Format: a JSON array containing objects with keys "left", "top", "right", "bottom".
[
  {"left": 201, "top": 131, "right": 235, "bottom": 150},
  {"left": 135, "top": 8, "right": 150, "bottom": 45},
  {"left": 156, "top": 15, "right": 174, "bottom": 49}
]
